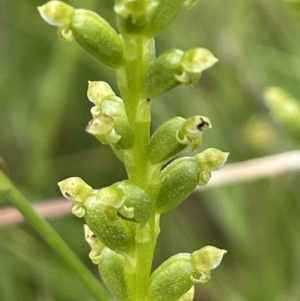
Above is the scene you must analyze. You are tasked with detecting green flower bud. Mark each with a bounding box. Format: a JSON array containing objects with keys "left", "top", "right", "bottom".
[
  {"left": 175, "top": 48, "right": 218, "bottom": 85},
  {"left": 142, "top": 49, "right": 184, "bottom": 99},
  {"left": 195, "top": 148, "right": 229, "bottom": 172},
  {"left": 38, "top": 1, "right": 75, "bottom": 26},
  {"left": 190, "top": 246, "right": 227, "bottom": 283},
  {"left": 84, "top": 193, "right": 135, "bottom": 253},
  {"left": 70, "top": 9, "right": 125, "bottom": 68},
  {"left": 116, "top": 0, "right": 197, "bottom": 37},
  {"left": 98, "top": 247, "right": 128, "bottom": 301},
  {"left": 84, "top": 224, "right": 105, "bottom": 264},
  {"left": 155, "top": 157, "right": 201, "bottom": 213},
  {"left": 148, "top": 246, "right": 226, "bottom": 301},
  {"left": 114, "top": 0, "right": 159, "bottom": 27},
  {"left": 112, "top": 180, "right": 152, "bottom": 223},
  {"left": 142, "top": 48, "right": 217, "bottom": 99},
  {"left": 57, "top": 177, "right": 93, "bottom": 217},
  {"left": 87, "top": 81, "right": 117, "bottom": 105},
  {"left": 38, "top": 2, "right": 125, "bottom": 68},
  {"left": 148, "top": 253, "right": 194, "bottom": 301},
  {"left": 86, "top": 115, "right": 121, "bottom": 145},
  {"left": 149, "top": 116, "right": 211, "bottom": 165},
  {"left": 87, "top": 98, "right": 135, "bottom": 149}
]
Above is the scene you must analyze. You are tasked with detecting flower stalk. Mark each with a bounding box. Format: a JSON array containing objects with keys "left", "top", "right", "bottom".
[{"left": 35, "top": 1, "right": 229, "bottom": 300}]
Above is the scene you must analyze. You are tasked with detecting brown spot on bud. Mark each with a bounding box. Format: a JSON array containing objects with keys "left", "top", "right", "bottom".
[{"left": 197, "top": 117, "right": 210, "bottom": 131}]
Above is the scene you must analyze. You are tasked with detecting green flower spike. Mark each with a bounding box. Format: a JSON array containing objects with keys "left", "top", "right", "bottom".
[
  {"left": 149, "top": 115, "right": 211, "bottom": 165},
  {"left": 148, "top": 246, "right": 226, "bottom": 301},
  {"left": 84, "top": 224, "right": 106, "bottom": 264},
  {"left": 38, "top": 1, "right": 125, "bottom": 68},
  {"left": 58, "top": 177, "right": 93, "bottom": 217}
]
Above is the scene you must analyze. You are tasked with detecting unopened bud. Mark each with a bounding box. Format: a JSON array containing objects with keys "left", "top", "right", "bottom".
[
  {"left": 195, "top": 148, "right": 229, "bottom": 172},
  {"left": 38, "top": 1, "right": 75, "bottom": 26},
  {"left": 87, "top": 81, "right": 117, "bottom": 105},
  {"left": 175, "top": 48, "right": 218, "bottom": 85}
]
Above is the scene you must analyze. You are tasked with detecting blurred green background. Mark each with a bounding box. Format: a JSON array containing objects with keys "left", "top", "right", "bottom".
[{"left": 1, "top": 0, "right": 300, "bottom": 300}]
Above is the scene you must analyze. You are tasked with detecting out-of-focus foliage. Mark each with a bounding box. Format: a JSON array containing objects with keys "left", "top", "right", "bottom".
[{"left": 1, "top": 0, "right": 300, "bottom": 300}]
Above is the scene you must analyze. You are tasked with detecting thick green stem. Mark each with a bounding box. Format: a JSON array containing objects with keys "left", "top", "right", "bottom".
[
  {"left": 0, "top": 172, "right": 111, "bottom": 301},
  {"left": 117, "top": 37, "right": 160, "bottom": 301}
]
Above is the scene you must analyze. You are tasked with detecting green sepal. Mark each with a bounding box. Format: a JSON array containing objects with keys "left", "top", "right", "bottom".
[
  {"left": 84, "top": 194, "right": 135, "bottom": 253},
  {"left": 149, "top": 116, "right": 211, "bottom": 165},
  {"left": 112, "top": 180, "right": 152, "bottom": 223},
  {"left": 98, "top": 247, "right": 128, "bottom": 301},
  {"left": 155, "top": 157, "right": 200, "bottom": 213},
  {"left": 142, "top": 48, "right": 184, "bottom": 99},
  {"left": 148, "top": 253, "right": 194, "bottom": 301}
]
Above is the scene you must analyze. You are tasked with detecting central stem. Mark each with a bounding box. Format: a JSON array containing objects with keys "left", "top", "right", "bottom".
[{"left": 117, "top": 36, "right": 160, "bottom": 301}]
